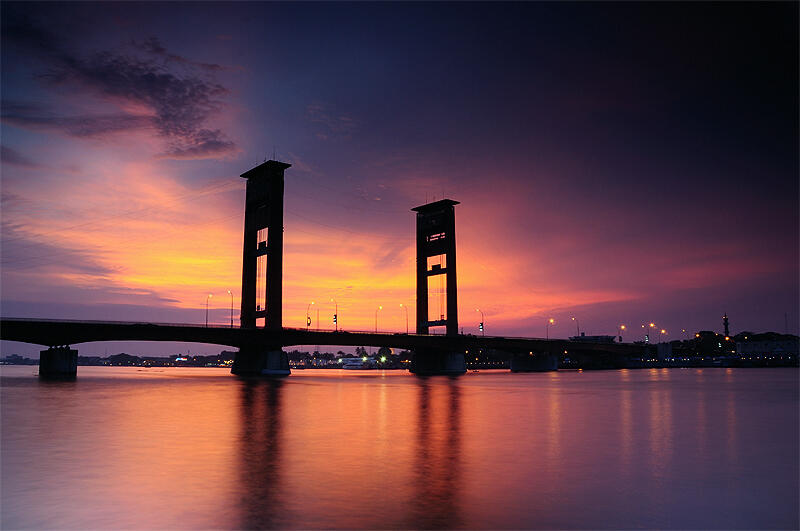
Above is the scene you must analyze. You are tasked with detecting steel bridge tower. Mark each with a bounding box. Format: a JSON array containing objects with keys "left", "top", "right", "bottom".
[
  {"left": 411, "top": 199, "right": 466, "bottom": 374},
  {"left": 412, "top": 199, "right": 460, "bottom": 335},
  {"left": 232, "top": 160, "right": 291, "bottom": 376}
]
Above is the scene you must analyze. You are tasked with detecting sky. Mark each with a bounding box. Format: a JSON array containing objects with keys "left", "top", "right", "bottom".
[{"left": 1, "top": 2, "right": 798, "bottom": 356}]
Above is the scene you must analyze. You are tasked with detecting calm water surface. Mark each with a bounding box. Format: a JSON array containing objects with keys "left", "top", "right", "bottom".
[{"left": 1, "top": 367, "right": 798, "bottom": 529}]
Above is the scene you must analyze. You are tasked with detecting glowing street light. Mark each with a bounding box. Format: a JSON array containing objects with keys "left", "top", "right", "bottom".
[
  {"left": 647, "top": 322, "right": 656, "bottom": 343},
  {"left": 546, "top": 318, "right": 555, "bottom": 340},
  {"left": 571, "top": 316, "right": 580, "bottom": 336},
  {"left": 400, "top": 304, "right": 409, "bottom": 334},
  {"left": 205, "top": 293, "right": 213, "bottom": 327},
  {"left": 476, "top": 308, "right": 485, "bottom": 336},
  {"left": 227, "top": 289, "right": 234, "bottom": 328},
  {"left": 375, "top": 305, "right": 383, "bottom": 333},
  {"left": 618, "top": 324, "right": 626, "bottom": 342},
  {"left": 306, "top": 301, "right": 314, "bottom": 330}
]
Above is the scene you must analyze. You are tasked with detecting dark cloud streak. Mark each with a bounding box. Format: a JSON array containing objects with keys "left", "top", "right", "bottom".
[
  {"left": 1, "top": 101, "right": 152, "bottom": 137},
  {"left": 133, "top": 37, "right": 225, "bottom": 72},
  {"left": 1, "top": 145, "right": 40, "bottom": 168},
  {"left": 0, "top": 223, "right": 118, "bottom": 277},
  {"left": 1, "top": 12, "right": 237, "bottom": 159}
]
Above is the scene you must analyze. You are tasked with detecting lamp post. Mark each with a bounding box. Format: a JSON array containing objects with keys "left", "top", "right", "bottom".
[
  {"left": 331, "top": 298, "right": 338, "bottom": 332},
  {"left": 306, "top": 301, "right": 314, "bottom": 330},
  {"left": 375, "top": 305, "right": 382, "bottom": 333},
  {"left": 546, "top": 318, "right": 555, "bottom": 340},
  {"left": 227, "top": 290, "right": 233, "bottom": 328},
  {"left": 571, "top": 316, "right": 580, "bottom": 336},
  {"left": 618, "top": 324, "right": 626, "bottom": 342},
  {"left": 400, "top": 304, "right": 408, "bottom": 334},
  {"left": 205, "top": 293, "right": 212, "bottom": 327},
  {"left": 476, "top": 308, "right": 485, "bottom": 336},
  {"left": 660, "top": 329, "right": 667, "bottom": 342}
]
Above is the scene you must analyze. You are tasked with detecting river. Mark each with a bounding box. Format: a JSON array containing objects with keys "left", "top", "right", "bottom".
[{"left": 1, "top": 366, "right": 797, "bottom": 529}]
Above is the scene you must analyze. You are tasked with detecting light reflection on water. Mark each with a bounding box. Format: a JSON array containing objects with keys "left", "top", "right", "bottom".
[{"left": 1, "top": 367, "right": 797, "bottom": 529}]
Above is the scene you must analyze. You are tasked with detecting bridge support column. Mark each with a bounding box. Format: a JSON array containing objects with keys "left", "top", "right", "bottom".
[
  {"left": 231, "top": 348, "right": 290, "bottom": 377},
  {"left": 510, "top": 352, "right": 559, "bottom": 372},
  {"left": 410, "top": 350, "right": 466, "bottom": 376},
  {"left": 39, "top": 346, "right": 78, "bottom": 379}
]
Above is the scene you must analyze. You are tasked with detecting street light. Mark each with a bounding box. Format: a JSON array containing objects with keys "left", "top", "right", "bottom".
[
  {"left": 571, "top": 316, "right": 580, "bottom": 336},
  {"left": 546, "top": 318, "right": 555, "bottom": 340},
  {"left": 227, "top": 289, "right": 233, "bottom": 328},
  {"left": 476, "top": 308, "right": 485, "bottom": 336},
  {"left": 618, "top": 324, "right": 626, "bottom": 342},
  {"left": 375, "top": 305, "right": 382, "bottom": 333},
  {"left": 331, "top": 298, "right": 338, "bottom": 332},
  {"left": 661, "top": 329, "right": 667, "bottom": 342},
  {"left": 306, "top": 301, "right": 314, "bottom": 330},
  {"left": 205, "top": 293, "right": 213, "bottom": 327},
  {"left": 400, "top": 304, "right": 408, "bottom": 334}
]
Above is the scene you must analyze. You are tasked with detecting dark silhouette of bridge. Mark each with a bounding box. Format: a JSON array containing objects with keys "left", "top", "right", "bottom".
[
  {"left": 1, "top": 318, "right": 642, "bottom": 356},
  {"left": 1, "top": 160, "right": 645, "bottom": 378}
]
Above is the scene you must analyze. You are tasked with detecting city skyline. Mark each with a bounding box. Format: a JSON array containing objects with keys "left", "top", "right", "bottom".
[{"left": 2, "top": 3, "right": 798, "bottom": 356}]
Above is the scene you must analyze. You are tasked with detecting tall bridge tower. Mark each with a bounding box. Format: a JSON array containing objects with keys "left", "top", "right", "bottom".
[
  {"left": 411, "top": 199, "right": 465, "bottom": 374},
  {"left": 239, "top": 160, "right": 290, "bottom": 330},
  {"left": 412, "top": 199, "right": 459, "bottom": 336},
  {"left": 233, "top": 160, "right": 291, "bottom": 376}
]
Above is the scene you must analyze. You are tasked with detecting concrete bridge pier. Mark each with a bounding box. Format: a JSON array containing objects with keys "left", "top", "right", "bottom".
[
  {"left": 410, "top": 350, "right": 466, "bottom": 376},
  {"left": 510, "top": 351, "right": 559, "bottom": 372},
  {"left": 39, "top": 346, "right": 78, "bottom": 379},
  {"left": 231, "top": 347, "right": 290, "bottom": 377}
]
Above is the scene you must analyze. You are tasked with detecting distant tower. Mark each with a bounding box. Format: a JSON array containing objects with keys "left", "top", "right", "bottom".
[
  {"left": 412, "top": 199, "right": 459, "bottom": 336},
  {"left": 239, "top": 160, "right": 291, "bottom": 330},
  {"left": 723, "top": 313, "right": 730, "bottom": 337}
]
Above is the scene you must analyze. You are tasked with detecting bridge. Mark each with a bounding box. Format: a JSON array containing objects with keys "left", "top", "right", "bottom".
[
  {"left": 2, "top": 160, "right": 646, "bottom": 378},
  {"left": 1, "top": 318, "right": 643, "bottom": 354}
]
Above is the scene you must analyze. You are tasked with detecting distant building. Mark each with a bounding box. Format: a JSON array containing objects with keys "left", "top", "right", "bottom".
[{"left": 736, "top": 333, "right": 799, "bottom": 358}]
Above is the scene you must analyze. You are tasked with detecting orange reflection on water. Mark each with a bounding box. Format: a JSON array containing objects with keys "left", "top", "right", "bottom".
[{"left": 2, "top": 367, "right": 797, "bottom": 530}]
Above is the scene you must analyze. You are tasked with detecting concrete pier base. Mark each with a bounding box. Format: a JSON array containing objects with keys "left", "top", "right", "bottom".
[
  {"left": 410, "top": 351, "right": 466, "bottom": 376},
  {"left": 231, "top": 348, "right": 290, "bottom": 377},
  {"left": 39, "top": 346, "right": 78, "bottom": 379},
  {"left": 510, "top": 352, "right": 559, "bottom": 372}
]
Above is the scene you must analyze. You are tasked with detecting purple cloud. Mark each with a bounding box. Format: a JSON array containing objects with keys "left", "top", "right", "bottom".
[{"left": 2, "top": 14, "right": 237, "bottom": 159}]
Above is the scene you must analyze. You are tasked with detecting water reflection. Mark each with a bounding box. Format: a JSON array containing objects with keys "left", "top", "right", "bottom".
[
  {"left": 1, "top": 367, "right": 796, "bottom": 530},
  {"left": 407, "top": 377, "right": 462, "bottom": 528},
  {"left": 238, "top": 379, "right": 285, "bottom": 530},
  {"left": 545, "top": 373, "right": 562, "bottom": 465}
]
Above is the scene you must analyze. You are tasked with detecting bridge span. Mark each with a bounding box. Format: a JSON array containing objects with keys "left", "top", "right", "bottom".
[
  {"left": 1, "top": 318, "right": 643, "bottom": 353},
  {"left": 1, "top": 318, "right": 645, "bottom": 375}
]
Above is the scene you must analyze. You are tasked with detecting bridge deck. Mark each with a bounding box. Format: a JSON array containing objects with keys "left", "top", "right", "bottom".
[{"left": 1, "top": 318, "right": 645, "bottom": 356}]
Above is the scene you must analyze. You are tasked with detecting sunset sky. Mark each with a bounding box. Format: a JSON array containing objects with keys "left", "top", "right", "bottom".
[{"left": 2, "top": 2, "right": 797, "bottom": 356}]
